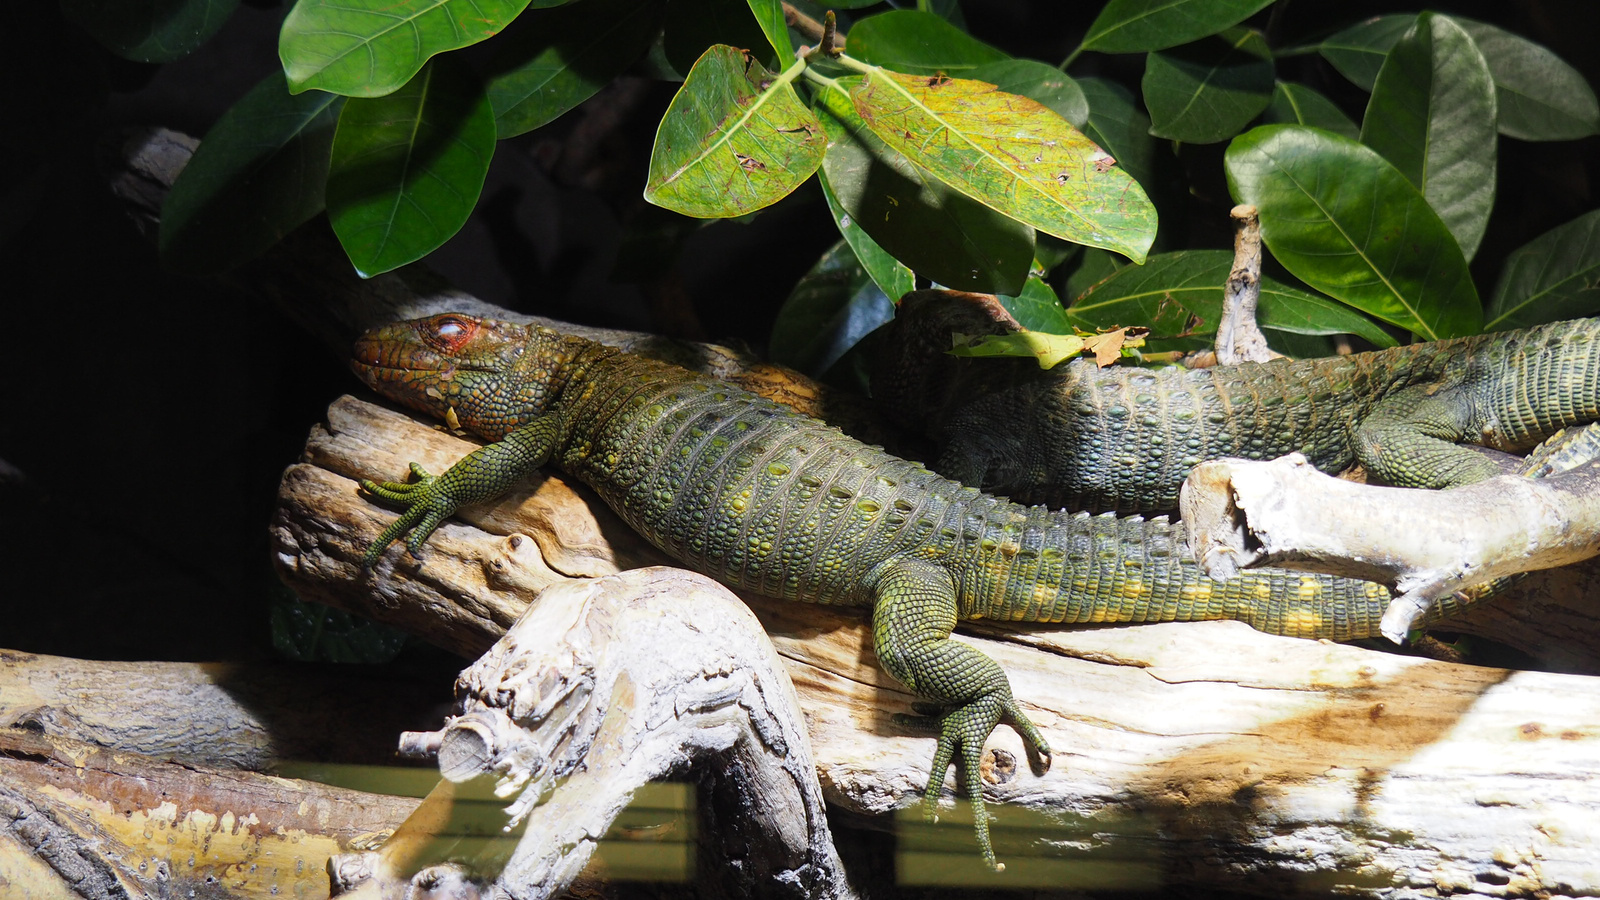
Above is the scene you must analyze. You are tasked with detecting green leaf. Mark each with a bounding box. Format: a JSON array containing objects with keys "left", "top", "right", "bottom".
[
  {"left": 1225, "top": 125, "right": 1480, "bottom": 340},
  {"left": 922, "top": 0, "right": 965, "bottom": 25},
  {"left": 1265, "top": 331, "right": 1336, "bottom": 358},
  {"left": 1065, "top": 249, "right": 1396, "bottom": 347},
  {"left": 1262, "top": 81, "right": 1358, "bottom": 140},
  {"left": 1077, "top": 77, "right": 1163, "bottom": 202},
  {"left": 486, "top": 0, "right": 663, "bottom": 139},
  {"left": 279, "top": 0, "right": 535, "bottom": 97},
  {"left": 1360, "top": 13, "right": 1496, "bottom": 260},
  {"left": 1063, "top": 246, "right": 1125, "bottom": 300},
  {"left": 1254, "top": 289, "right": 1397, "bottom": 346},
  {"left": 1451, "top": 18, "right": 1600, "bottom": 141},
  {"left": 948, "top": 331, "right": 1086, "bottom": 369},
  {"left": 1487, "top": 209, "right": 1600, "bottom": 330},
  {"left": 966, "top": 59, "right": 1088, "bottom": 128},
  {"left": 816, "top": 87, "right": 1032, "bottom": 295},
  {"left": 326, "top": 60, "right": 496, "bottom": 277},
  {"left": 1319, "top": 14, "right": 1413, "bottom": 91},
  {"left": 997, "top": 270, "right": 1071, "bottom": 333},
  {"left": 851, "top": 68, "right": 1157, "bottom": 262},
  {"left": 1143, "top": 28, "right": 1273, "bottom": 144},
  {"left": 844, "top": 9, "right": 1007, "bottom": 75},
  {"left": 160, "top": 71, "right": 344, "bottom": 274},
  {"left": 1080, "top": 0, "right": 1274, "bottom": 54},
  {"left": 770, "top": 240, "right": 895, "bottom": 377},
  {"left": 62, "top": 0, "right": 238, "bottom": 62},
  {"left": 746, "top": 0, "right": 793, "bottom": 61},
  {"left": 817, "top": 167, "right": 915, "bottom": 303},
  {"left": 645, "top": 46, "right": 825, "bottom": 218},
  {"left": 1033, "top": 234, "right": 1079, "bottom": 272}
]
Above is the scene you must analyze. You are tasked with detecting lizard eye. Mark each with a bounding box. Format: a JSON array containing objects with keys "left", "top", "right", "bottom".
[{"left": 424, "top": 315, "right": 478, "bottom": 353}]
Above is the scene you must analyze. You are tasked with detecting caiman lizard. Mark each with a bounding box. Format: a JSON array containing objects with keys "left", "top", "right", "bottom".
[
  {"left": 352, "top": 313, "right": 1550, "bottom": 870},
  {"left": 872, "top": 291, "right": 1600, "bottom": 511}
]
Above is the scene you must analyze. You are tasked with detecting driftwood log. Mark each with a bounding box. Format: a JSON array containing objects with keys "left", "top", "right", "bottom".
[
  {"left": 0, "top": 726, "right": 421, "bottom": 899},
  {"left": 0, "top": 651, "right": 450, "bottom": 769},
  {"left": 271, "top": 393, "right": 1600, "bottom": 897},
  {"left": 327, "top": 569, "right": 854, "bottom": 900}
]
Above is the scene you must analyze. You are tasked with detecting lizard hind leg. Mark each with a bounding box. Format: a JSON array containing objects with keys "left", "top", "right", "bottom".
[
  {"left": 868, "top": 557, "right": 1052, "bottom": 872},
  {"left": 1353, "top": 383, "right": 1505, "bottom": 489}
]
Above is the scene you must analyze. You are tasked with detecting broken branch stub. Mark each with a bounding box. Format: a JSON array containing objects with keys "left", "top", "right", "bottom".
[
  {"left": 1181, "top": 451, "right": 1600, "bottom": 641},
  {"left": 1214, "top": 204, "right": 1281, "bottom": 366},
  {"left": 331, "top": 567, "right": 855, "bottom": 900}
]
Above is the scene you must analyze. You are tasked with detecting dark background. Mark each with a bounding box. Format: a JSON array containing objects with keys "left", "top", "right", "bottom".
[{"left": 3, "top": 0, "right": 1596, "bottom": 663}]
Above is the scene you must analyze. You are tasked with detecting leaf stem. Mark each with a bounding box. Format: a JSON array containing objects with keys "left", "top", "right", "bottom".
[
  {"left": 1060, "top": 45, "right": 1083, "bottom": 70},
  {"left": 829, "top": 53, "right": 877, "bottom": 76},
  {"left": 801, "top": 66, "right": 848, "bottom": 98},
  {"left": 769, "top": 54, "right": 811, "bottom": 93}
]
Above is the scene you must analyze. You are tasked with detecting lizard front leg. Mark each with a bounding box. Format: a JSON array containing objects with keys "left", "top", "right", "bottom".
[
  {"left": 360, "top": 415, "right": 563, "bottom": 565},
  {"left": 868, "top": 556, "right": 1051, "bottom": 871}
]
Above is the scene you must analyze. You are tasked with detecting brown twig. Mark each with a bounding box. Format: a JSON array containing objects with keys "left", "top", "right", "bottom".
[{"left": 784, "top": 2, "right": 827, "bottom": 45}]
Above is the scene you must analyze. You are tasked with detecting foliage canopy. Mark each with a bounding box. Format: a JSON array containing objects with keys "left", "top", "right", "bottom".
[{"left": 54, "top": 0, "right": 1600, "bottom": 374}]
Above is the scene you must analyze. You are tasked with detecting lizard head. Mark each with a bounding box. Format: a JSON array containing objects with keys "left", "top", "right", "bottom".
[{"left": 352, "top": 314, "right": 563, "bottom": 440}]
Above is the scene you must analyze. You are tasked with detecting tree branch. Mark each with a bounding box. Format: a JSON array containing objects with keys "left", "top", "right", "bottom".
[{"left": 1213, "top": 204, "right": 1281, "bottom": 365}]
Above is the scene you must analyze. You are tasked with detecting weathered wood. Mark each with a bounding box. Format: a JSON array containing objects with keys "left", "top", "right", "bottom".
[
  {"left": 329, "top": 569, "right": 854, "bottom": 900},
  {"left": 1213, "top": 204, "right": 1281, "bottom": 366},
  {"left": 0, "top": 728, "right": 420, "bottom": 900},
  {"left": 273, "top": 394, "right": 1600, "bottom": 897},
  {"left": 1183, "top": 442, "right": 1600, "bottom": 640},
  {"left": 0, "top": 650, "right": 450, "bottom": 770}
]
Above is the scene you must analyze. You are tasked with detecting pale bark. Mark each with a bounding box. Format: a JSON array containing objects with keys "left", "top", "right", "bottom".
[
  {"left": 0, "top": 651, "right": 448, "bottom": 770},
  {"left": 1213, "top": 204, "right": 1281, "bottom": 366},
  {"left": 329, "top": 569, "right": 854, "bottom": 900},
  {"left": 272, "top": 394, "right": 1600, "bottom": 898},
  {"left": 1183, "top": 450, "right": 1600, "bottom": 641}
]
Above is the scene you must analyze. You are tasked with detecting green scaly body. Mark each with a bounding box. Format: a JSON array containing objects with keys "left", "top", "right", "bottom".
[
  {"left": 352, "top": 314, "right": 1507, "bottom": 871},
  {"left": 874, "top": 291, "right": 1600, "bottom": 511}
]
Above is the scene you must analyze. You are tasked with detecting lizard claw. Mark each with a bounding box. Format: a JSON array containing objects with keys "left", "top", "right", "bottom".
[
  {"left": 359, "top": 462, "right": 459, "bottom": 566},
  {"left": 914, "top": 696, "right": 1053, "bottom": 871}
]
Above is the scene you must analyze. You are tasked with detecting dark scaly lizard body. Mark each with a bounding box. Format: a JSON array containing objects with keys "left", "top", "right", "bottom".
[
  {"left": 354, "top": 314, "right": 1481, "bottom": 870},
  {"left": 873, "top": 291, "right": 1600, "bottom": 511}
]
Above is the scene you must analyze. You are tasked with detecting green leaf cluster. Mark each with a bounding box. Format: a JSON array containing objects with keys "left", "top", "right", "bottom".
[
  {"left": 142, "top": 0, "right": 1167, "bottom": 294},
  {"left": 68, "top": 0, "right": 1600, "bottom": 367}
]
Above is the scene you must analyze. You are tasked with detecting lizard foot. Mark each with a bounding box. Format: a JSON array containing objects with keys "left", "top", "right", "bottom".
[
  {"left": 907, "top": 694, "right": 1051, "bottom": 872},
  {"left": 359, "top": 462, "right": 461, "bottom": 566}
]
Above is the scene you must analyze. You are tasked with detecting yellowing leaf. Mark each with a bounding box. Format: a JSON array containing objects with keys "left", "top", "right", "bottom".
[
  {"left": 949, "top": 331, "right": 1084, "bottom": 369},
  {"left": 949, "top": 326, "right": 1147, "bottom": 369},
  {"left": 850, "top": 69, "right": 1157, "bottom": 262},
  {"left": 645, "top": 46, "right": 825, "bottom": 218}
]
